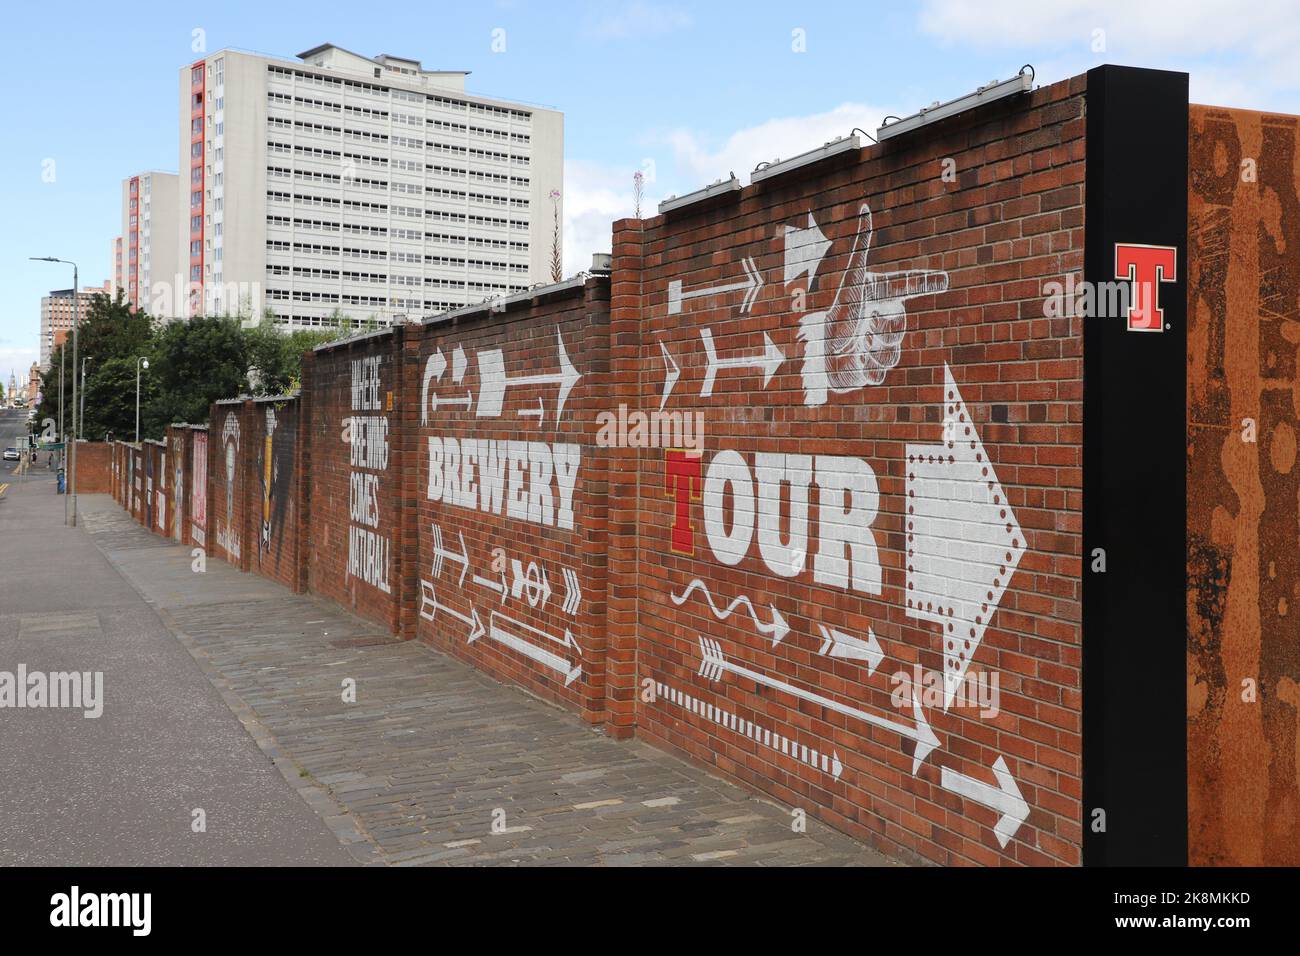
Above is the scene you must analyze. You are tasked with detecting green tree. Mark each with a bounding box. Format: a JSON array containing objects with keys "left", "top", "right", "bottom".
[
  {"left": 147, "top": 316, "right": 250, "bottom": 434},
  {"left": 83, "top": 354, "right": 158, "bottom": 442},
  {"left": 244, "top": 314, "right": 339, "bottom": 396}
]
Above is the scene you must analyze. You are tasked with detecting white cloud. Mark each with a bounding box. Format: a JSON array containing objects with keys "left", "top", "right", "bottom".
[
  {"left": 560, "top": 104, "right": 894, "bottom": 279},
  {"left": 0, "top": 347, "right": 40, "bottom": 382},
  {"left": 582, "top": 2, "right": 692, "bottom": 40},
  {"left": 665, "top": 102, "right": 892, "bottom": 187},
  {"left": 561, "top": 158, "right": 659, "bottom": 276},
  {"left": 918, "top": 0, "right": 1300, "bottom": 108}
]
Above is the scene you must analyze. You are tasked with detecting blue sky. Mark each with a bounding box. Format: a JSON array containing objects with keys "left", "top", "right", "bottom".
[{"left": 3, "top": 0, "right": 1297, "bottom": 380}]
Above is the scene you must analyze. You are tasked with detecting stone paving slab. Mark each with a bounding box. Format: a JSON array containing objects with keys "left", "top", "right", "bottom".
[{"left": 77, "top": 495, "right": 899, "bottom": 867}]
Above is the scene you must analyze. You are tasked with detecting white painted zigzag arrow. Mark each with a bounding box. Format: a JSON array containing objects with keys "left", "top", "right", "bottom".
[{"left": 671, "top": 578, "right": 790, "bottom": 646}]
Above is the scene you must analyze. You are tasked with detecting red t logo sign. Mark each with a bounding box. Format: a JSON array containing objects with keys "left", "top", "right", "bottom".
[
  {"left": 665, "top": 450, "right": 702, "bottom": 555},
  {"left": 1114, "top": 244, "right": 1177, "bottom": 332}
]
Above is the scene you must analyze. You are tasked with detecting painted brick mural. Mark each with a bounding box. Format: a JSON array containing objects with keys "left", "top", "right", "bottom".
[{"left": 92, "top": 65, "right": 1300, "bottom": 868}]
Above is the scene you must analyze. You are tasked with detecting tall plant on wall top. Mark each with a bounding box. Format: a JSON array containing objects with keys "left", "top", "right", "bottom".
[{"left": 549, "top": 189, "right": 563, "bottom": 282}]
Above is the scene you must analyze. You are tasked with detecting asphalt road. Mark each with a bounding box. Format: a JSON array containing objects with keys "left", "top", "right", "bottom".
[{"left": 0, "top": 409, "right": 354, "bottom": 865}]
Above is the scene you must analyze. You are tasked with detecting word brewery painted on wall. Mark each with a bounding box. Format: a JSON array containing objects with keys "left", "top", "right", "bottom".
[
  {"left": 347, "top": 356, "right": 391, "bottom": 593},
  {"left": 426, "top": 436, "right": 580, "bottom": 531}
]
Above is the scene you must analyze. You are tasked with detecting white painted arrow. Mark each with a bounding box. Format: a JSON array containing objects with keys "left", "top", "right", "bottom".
[
  {"left": 517, "top": 396, "right": 544, "bottom": 421},
  {"left": 430, "top": 523, "right": 469, "bottom": 588},
  {"left": 561, "top": 566, "right": 581, "bottom": 616},
  {"left": 419, "top": 580, "right": 485, "bottom": 642},
  {"left": 656, "top": 679, "right": 844, "bottom": 780},
  {"left": 510, "top": 559, "right": 551, "bottom": 608},
  {"left": 658, "top": 339, "right": 679, "bottom": 411},
  {"left": 430, "top": 390, "right": 473, "bottom": 413},
  {"left": 699, "top": 328, "right": 784, "bottom": 398},
  {"left": 451, "top": 344, "right": 467, "bottom": 382},
  {"left": 488, "top": 611, "right": 582, "bottom": 686},
  {"left": 817, "top": 624, "right": 883, "bottom": 675},
  {"left": 421, "top": 350, "right": 447, "bottom": 425},
  {"left": 697, "top": 637, "right": 938, "bottom": 774},
  {"left": 475, "top": 325, "right": 581, "bottom": 422},
  {"left": 671, "top": 578, "right": 789, "bottom": 646},
  {"left": 471, "top": 570, "right": 508, "bottom": 604},
  {"left": 905, "top": 363, "right": 1026, "bottom": 710},
  {"left": 668, "top": 255, "right": 764, "bottom": 315},
  {"left": 940, "top": 755, "right": 1029, "bottom": 848},
  {"left": 783, "top": 213, "right": 831, "bottom": 286}
]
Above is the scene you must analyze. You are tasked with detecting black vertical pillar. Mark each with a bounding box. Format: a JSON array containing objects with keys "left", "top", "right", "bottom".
[{"left": 1082, "top": 65, "right": 1189, "bottom": 866}]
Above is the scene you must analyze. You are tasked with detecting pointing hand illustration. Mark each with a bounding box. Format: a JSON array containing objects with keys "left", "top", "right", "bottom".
[{"left": 797, "top": 203, "right": 949, "bottom": 406}]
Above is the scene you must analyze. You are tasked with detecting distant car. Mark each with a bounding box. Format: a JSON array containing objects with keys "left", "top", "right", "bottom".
[{"left": 3, "top": 447, "right": 19, "bottom": 461}]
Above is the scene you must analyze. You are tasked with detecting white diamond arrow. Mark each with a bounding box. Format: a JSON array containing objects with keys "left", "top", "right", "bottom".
[
  {"left": 475, "top": 325, "right": 581, "bottom": 422},
  {"left": 817, "top": 624, "right": 883, "bottom": 675},
  {"left": 699, "top": 328, "right": 784, "bottom": 398},
  {"left": 940, "top": 755, "right": 1029, "bottom": 848},
  {"left": 783, "top": 213, "right": 832, "bottom": 286},
  {"left": 698, "top": 637, "right": 937, "bottom": 774},
  {"left": 905, "top": 363, "right": 1025, "bottom": 710}
]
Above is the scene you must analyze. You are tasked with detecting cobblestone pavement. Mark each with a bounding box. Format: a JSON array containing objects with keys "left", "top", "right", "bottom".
[{"left": 78, "top": 495, "right": 899, "bottom": 867}]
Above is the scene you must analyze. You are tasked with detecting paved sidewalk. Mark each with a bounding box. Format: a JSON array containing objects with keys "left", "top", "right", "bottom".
[
  {"left": 0, "top": 480, "right": 354, "bottom": 865},
  {"left": 75, "top": 494, "right": 895, "bottom": 866}
]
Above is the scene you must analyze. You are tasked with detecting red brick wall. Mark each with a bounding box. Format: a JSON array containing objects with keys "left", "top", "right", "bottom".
[
  {"left": 413, "top": 280, "right": 612, "bottom": 720},
  {"left": 302, "top": 335, "right": 404, "bottom": 630},
  {"left": 72, "top": 442, "right": 112, "bottom": 494},
  {"left": 615, "top": 74, "right": 1086, "bottom": 866},
  {"left": 248, "top": 397, "right": 302, "bottom": 592},
  {"left": 209, "top": 401, "right": 250, "bottom": 570},
  {"left": 97, "top": 74, "right": 1099, "bottom": 867},
  {"left": 129, "top": 445, "right": 145, "bottom": 524}
]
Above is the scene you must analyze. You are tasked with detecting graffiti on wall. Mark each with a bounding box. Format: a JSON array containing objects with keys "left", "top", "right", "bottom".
[
  {"left": 145, "top": 449, "right": 154, "bottom": 529},
  {"left": 347, "top": 356, "right": 390, "bottom": 593},
  {"left": 171, "top": 435, "right": 184, "bottom": 543},
  {"left": 652, "top": 200, "right": 1029, "bottom": 847},
  {"left": 420, "top": 327, "right": 586, "bottom": 686},
  {"left": 216, "top": 413, "right": 241, "bottom": 560},
  {"left": 156, "top": 451, "right": 167, "bottom": 533},
  {"left": 190, "top": 431, "right": 208, "bottom": 548},
  {"left": 258, "top": 406, "right": 292, "bottom": 566}
]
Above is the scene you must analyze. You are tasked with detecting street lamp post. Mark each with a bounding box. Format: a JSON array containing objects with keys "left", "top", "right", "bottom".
[
  {"left": 80, "top": 356, "right": 89, "bottom": 440},
  {"left": 135, "top": 357, "right": 149, "bottom": 442},
  {"left": 31, "top": 257, "right": 79, "bottom": 526}
]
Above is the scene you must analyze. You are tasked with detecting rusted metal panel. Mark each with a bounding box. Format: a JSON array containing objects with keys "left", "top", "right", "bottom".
[{"left": 1187, "top": 105, "right": 1300, "bottom": 865}]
